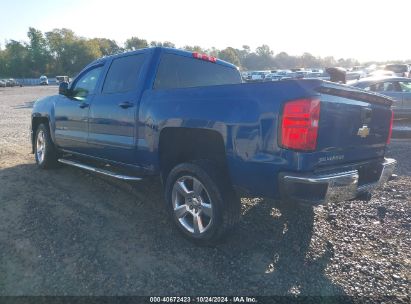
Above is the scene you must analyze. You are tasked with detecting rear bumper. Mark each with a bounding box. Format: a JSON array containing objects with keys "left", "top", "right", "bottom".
[{"left": 280, "top": 158, "right": 396, "bottom": 205}]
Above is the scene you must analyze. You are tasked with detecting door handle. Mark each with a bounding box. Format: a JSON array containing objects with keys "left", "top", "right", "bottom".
[
  {"left": 118, "top": 101, "right": 134, "bottom": 109},
  {"left": 79, "top": 103, "right": 89, "bottom": 109}
]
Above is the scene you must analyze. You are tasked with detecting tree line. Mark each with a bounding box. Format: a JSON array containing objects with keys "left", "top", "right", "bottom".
[{"left": 0, "top": 27, "right": 405, "bottom": 78}]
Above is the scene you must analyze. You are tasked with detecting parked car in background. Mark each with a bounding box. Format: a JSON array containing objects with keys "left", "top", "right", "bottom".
[
  {"left": 56, "top": 76, "right": 69, "bottom": 84},
  {"left": 39, "top": 75, "right": 49, "bottom": 85},
  {"left": 290, "top": 68, "right": 305, "bottom": 72},
  {"left": 8, "top": 78, "right": 22, "bottom": 87},
  {"left": 304, "top": 72, "right": 330, "bottom": 80},
  {"left": 310, "top": 68, "right": 323, "bottom": 73},
  {"left": 368, "top": 70, "right": 396, "bottom": 78},
  {"left": 384, "top": 64, "right": 410, "bottom": 78},
  {"left": 275, "top": 70, "right": 292, "bottom": 77},
  {"left": 241, "top": 72, "right": 248, "bottom": 81},
  {"left": 3, "top": 79, "right": 13, "bottom": 87},
  {"left": 346, "top": 72, "right": 361, "bottom": 81},
  {"left": 346, "top": 69, "right": 367, "bottom": 81},
  {"left": 249, "top": 71, "right": 269, "bottom": 82},
  {"left": 264, "top": 73, "right": 282, "bottom": 81},
  {"left": 295, "top": 71, "right": 309, "bottom": 79},
  {"left": 350, "top": 76, "right": 411, "bottom": 119},
  {"left": 0, "top": 80, "right": 6, "bottom": 87}
]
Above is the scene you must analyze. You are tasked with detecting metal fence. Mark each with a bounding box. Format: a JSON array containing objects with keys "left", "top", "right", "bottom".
[{"left": 14, "top": 78, "right": 58, "bottom": 86}]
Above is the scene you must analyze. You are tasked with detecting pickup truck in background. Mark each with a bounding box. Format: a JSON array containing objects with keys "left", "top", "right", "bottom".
[{"left": 31, "top": 47, "right": 396, "bottom": 244}]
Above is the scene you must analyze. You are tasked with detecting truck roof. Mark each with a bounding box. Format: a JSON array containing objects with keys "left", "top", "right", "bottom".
[{"left": 88, "top": 47, "right": 238, "bottom": 70}]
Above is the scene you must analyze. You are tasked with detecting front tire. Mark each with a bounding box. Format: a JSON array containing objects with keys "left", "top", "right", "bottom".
[
  {"left": 34, "top": 123, "right": 58, "bottom": 169},
  {"left": 165, "top": 160, "right": 240, "bottom": 245}
]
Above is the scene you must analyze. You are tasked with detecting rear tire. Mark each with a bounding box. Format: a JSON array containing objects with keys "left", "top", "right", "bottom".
[
  {"left": 165, "top": 160, "right": 240, "bottom": 245},
  {"left": 34, "top": 123, "right": 59, "bottom": 169}
]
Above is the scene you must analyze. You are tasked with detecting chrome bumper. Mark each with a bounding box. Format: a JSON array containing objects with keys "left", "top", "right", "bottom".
[{"left": 280, "top": 158, "right": 397, "bottom": 205}]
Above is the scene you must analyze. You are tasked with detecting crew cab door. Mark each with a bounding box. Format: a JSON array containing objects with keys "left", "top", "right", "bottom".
[
  {"left": 87, "top": 52, "right": 148, "bottom": 165},
  {"left": 54, "top": 64, "right": 105, "bottom": 152}
]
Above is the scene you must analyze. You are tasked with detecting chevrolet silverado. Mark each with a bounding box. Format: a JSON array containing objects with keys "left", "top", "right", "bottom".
[{"left": 31, "top": 47, "right": 396, "bottom": 244}]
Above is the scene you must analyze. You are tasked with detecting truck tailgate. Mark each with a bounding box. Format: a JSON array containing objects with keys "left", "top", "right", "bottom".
[{"left": 311, "top": 82, "right": 393, "bottom": 168}]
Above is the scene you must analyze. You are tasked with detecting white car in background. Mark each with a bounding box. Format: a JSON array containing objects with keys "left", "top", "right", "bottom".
[
  {"left": 305, "top": 72, "right": 330, "bottom": 80},
  {"left": 249, "top": 71, "right": 269, "bottom": 82},
  {"left": 264, "top": 73, "right": 282, "bottom": 81},
  {"left": 39, "top": 75, "right": 48, "bottom": 85}
]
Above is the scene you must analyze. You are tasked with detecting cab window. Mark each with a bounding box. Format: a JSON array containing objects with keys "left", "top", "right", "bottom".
[
  {"left": 399, "top": 81, "right": 411, "bottom": 92},
  {"left": 72, "top": 66, "right": 104, "bottom": 99},
  {"left": 367, "top": 81, "right": 401, "bottom": 92},
  {"left": 103, "top": 54, "right": 147, "bottom": 94}
]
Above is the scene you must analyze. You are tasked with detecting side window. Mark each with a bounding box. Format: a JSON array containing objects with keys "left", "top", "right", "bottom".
[
  {"left": 72, "top": 66, "right": 104, "bottom": 99},
  {"left": 364, "top": 84, "right": 376, "bottom": 91},
  {"left": 399, "top": 81, "right": 411, "bottom": 92},
  {"left": 375, "top": 82, "right": 401, "bottom": 92},
  {"left": 102, "top": 54, "right": 146, "bottom": 94},
  {"left": 375, "top": 83, "right": 384, "bottom": 92}
]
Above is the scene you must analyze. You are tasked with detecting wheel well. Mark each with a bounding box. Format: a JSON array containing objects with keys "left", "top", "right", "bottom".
[
  {"left": 31, "top": 117, "right": 50, "bottom": 152},
  {"left": 159, "top": 128, "right": 228, "bottom": 181}
]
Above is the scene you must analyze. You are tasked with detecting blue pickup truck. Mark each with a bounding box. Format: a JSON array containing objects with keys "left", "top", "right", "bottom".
[{"left": 31, "top": 47, "right": 396, "bottom": 244}]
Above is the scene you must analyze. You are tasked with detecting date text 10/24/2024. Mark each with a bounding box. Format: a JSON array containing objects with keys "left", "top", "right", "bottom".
[{"left": 149, "top": 297, "right": 258, "bottom": 303}]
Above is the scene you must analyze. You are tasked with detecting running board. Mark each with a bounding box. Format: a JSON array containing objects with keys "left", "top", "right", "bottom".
[{"left": 58, "top": 159, "right": 142, "bottom": 181}]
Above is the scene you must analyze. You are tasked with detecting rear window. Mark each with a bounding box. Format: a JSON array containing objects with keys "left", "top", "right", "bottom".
[
  {"left": 385, "top": 64, "right": 408, "bottom": 73},
  {"left": 154, "top": 53, "right": 241, "bottom": 90}
]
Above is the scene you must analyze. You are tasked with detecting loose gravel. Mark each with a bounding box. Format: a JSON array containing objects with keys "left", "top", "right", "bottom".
[{"left": 0, "top": 87, "right": 409, "bottom": 301}]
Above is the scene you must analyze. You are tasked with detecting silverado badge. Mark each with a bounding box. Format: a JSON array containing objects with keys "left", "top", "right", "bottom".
[{"left": 357, "top": 125, "right": 370, "bottom": 138}]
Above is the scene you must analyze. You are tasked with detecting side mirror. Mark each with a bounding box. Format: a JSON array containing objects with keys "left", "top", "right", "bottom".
[{"left": 59, "top": 82, "right": 69, "bottom": 95}]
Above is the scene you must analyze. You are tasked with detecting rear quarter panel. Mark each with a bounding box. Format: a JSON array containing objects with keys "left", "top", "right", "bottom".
[{"left": 139, "top": 80, "right": 324, "bottom": 198}]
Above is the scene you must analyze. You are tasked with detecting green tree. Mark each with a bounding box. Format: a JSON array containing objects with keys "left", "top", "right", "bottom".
[
  {"left": 149, "top": 41, "right": 175, "bottom": 48},
  {"left": 65, "top": 39, "right": 102, "bottom": 76},
  {"left": 218, "top": 47, "right": 240, "bottom": 67},
  {"left": 3, "top": 40, "right": 30, "bottom": 77},
  {"left": 0, "top": 48, "right": 7, "bottom": 77},
  {"left": 183, "top": 45, "right": 205, "bottom": 53},
  {"left": 256, "top": 44, "right": 273, "bottom": 57},
  {"left": 125, "top": 37, "right": 148, "bottom": 50},
  {"left": 45, "top": 28, "right": 102, "bottom": 76},
  {"left": 162, "top": 41, "right": 175, "bottom": 48},
  {"left": 46, "top": 28, "right": 76, "bottom": 75},
  {"left": 27, "top": 27, "right": 51, "bottom": 76},
  {"left": 242, "top": 45, "right": 251, "bottom": 54},
  {"left": 273, "top": 52, "right": 293, "bottom": 69},
  {"left": 299, "top": 52, "right": 319, "bottom": 68},
  {"left": 90, "top": 38, "right": 121, "bottom": 56}
]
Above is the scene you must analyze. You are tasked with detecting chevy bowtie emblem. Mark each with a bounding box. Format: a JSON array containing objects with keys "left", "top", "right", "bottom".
[{"left": 357, "top": 125, "right": 370, "bottom": 138}]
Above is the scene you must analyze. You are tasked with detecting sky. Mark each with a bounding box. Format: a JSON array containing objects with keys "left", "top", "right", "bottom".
[{"left": 0, "top": 0, "right": 410, "bottom": 62}]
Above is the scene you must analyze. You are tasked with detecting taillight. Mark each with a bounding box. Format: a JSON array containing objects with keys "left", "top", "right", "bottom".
[
  {"left": 192, "top": 52, "right": 217, "bottom": 63},
  {"left": 280, "top": 98, "right": 321, "bottom": 151},
  {"left": 387, "top": 109, "right": 394, "bottom": 144}
]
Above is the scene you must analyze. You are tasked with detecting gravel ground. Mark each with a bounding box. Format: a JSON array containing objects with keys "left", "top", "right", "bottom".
[{"left": 0, "top": 86, "right": 410, "bottom": 300}]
